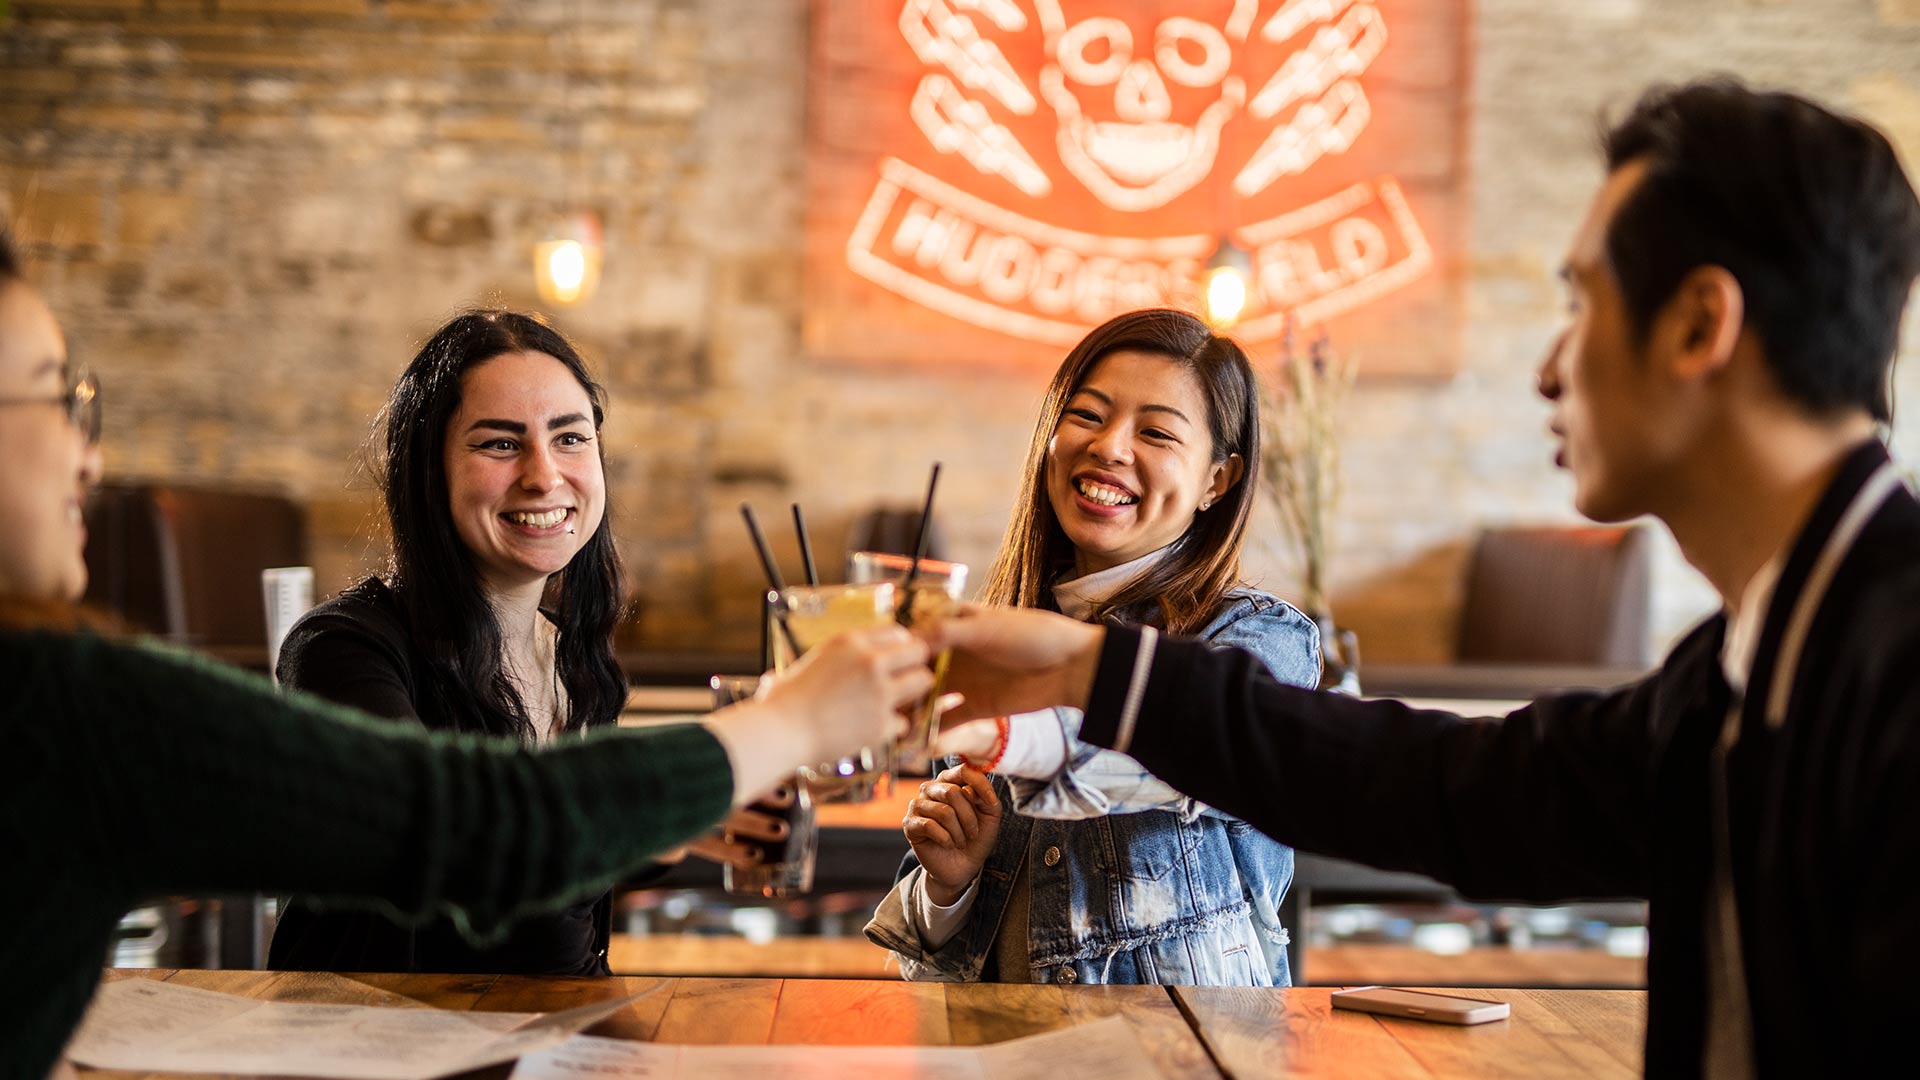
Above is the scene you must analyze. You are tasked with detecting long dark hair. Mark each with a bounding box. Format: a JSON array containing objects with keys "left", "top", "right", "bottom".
[
  {"left": 378, "top": 310, "right": 625, "bottom": 739},
  {"left": 981, "top": 309, "right": 1260, "bottom": 635}
]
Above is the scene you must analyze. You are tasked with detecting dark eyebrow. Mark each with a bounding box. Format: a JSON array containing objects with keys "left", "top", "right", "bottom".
[
  {"left": 1069, "top": 386, "right": 1191, "bottom": 426},
  {"left": 548, "top": 412, "right": 590, "bottom": 430},
  {"left": 466, "top": 418, "right": 527, "bottom": 435}
]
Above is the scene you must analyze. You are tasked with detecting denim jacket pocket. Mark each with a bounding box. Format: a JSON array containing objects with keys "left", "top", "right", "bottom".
[{"left": 1104, "top": 812, "right": 1203, "bottom": 882}]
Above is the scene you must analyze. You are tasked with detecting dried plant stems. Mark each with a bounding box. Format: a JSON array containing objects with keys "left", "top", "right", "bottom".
[{"left": 1260, "top": 324, "right": 1354, "bottom": 621}]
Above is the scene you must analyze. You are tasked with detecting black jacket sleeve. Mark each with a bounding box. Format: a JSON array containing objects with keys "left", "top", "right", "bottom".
[
  {"left": 1836, "top": 588, "right": 1920, "bottom": 1041},
  {"left": 1077, "top": 627, "right": 1664, "bottom": 902}
]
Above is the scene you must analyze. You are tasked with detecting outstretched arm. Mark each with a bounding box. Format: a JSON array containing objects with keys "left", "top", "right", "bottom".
[
  {"left": 1075, "top": 627, "right": 1659, "bottom": 901},
  {"left": 931, "top": 608, "right": 1660, "bottom": 901},
  {"left": 35, "top": 625, "right": 928, "bottom": 942}
]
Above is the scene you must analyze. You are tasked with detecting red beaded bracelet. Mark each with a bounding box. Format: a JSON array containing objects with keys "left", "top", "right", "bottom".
[{"left": 964, "top": 715, "right": 1011, "bottom": 773}]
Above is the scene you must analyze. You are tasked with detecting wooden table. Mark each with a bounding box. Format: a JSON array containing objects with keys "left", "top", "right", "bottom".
[
  {"left": 605, "top": 934, "right": 1646, "bottom": 989},
  {"left": 91, "top": 969, "right": 1645, "bottom": 1079}
]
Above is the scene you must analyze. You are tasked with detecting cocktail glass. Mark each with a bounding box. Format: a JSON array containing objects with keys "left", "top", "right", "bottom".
[
  {"left": 770, "top": 580, "right": 897, "bottom": 802},
  {"left": 709, "top": 674, "right": 818, "bottom": 897},
  {"left": 846, "top": 552, "right": 968, "bottom": 774}
]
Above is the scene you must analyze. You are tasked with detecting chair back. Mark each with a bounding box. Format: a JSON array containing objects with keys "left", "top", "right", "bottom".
[
  {"left": 1456, "top": 524, "right": 1652, "bottom": 667},
  {"left": 84, "top": 484, "right": 309, "bottom": 648},
  {"left": 844, "top": 505, "right": 946, "bottom": 566}
]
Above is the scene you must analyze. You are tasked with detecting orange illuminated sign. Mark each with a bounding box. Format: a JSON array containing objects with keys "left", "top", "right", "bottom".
[{"left": 806, "top": 0, "right": 1466, "bottom": 374}]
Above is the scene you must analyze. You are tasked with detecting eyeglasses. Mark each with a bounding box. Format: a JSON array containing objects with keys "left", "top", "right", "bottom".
[{"left": 0, "top": 365, "right": 102, "bottom": 445}]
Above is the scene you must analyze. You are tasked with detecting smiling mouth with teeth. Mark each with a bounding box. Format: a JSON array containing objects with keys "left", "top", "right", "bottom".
[
  {"left": 504, "top": 508, "right": 570, "bottom": 529},
  {"left": 1075, "top": 478, "right": 1138, "bottom": 507}
]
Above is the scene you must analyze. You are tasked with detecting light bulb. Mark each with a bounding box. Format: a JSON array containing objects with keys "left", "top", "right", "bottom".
[
  {"left": 1205, "top": 265, "right": 1248, "bottom": 329},
  {"left": 546, "top": 240, "right": 586, "bottom": 298},
  {"left": 1201, "top": 236, "right": 1254, "bottom": 330},
  {"left": 533, "top": 212, "right": 603, "bottom": 306}
]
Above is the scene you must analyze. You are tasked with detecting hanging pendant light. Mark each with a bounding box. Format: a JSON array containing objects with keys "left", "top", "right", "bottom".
[
  {"left": 534, "top": 210, "right": 602, "bottom": 306},
  {"left": 1202, "top": 236, "right": 1254, "bottom": 330}
]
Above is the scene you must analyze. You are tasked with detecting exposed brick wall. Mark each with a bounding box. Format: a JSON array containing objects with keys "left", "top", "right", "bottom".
[{"left": 4, "top": 0, "right": 1919, "bottom": 661}]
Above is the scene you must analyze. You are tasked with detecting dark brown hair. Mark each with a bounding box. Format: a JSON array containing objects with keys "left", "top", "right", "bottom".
[
  {"left": 0, "top": 595, "right": 121, "bottom": 634},
  {"left": 377, "top": 309, "right": 626, "bottom": 739},
  {"left": 981, "top": 308, "right": 1259, "bottom": 635}
]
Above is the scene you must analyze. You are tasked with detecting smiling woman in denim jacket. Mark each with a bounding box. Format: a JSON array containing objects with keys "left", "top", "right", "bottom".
[{"left": 866, "top": 309, "right": 1320, "bottom": 987}]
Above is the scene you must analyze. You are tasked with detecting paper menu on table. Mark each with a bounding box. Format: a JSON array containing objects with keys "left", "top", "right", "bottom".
[
  {"left": 64, "top": 978, "right": 651, "bottom": 1080},
  {"left": 508, "top": 1015, "right": 1168, "bottom": 1080}
]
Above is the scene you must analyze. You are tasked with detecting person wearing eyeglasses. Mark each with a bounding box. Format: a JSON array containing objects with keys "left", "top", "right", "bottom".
[
  {"left": 0, "top": 314, "right": 99, "bottom": 602},
  {"left": 0, "top": 230, "right": 935, "bottom": 1080}
]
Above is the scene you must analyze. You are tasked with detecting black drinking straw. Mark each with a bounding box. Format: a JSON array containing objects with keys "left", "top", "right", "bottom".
[
  {"left": 896, "top": 462, "right": 942, "bottom": 625},
  {"left": 740, "top": 503, "right": 801, "bottom": 656},
  {"left": 791, "top": 503, "right": 819, "bottom": 586}
]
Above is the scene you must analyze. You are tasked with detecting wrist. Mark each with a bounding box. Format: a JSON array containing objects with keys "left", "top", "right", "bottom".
[
  {"left": 961, "top": 715, "right": 1010, "bottom": 773},
  {"left": 706, "top": 701, "right": 812, "bottom": 809},
  {"left": 925, "top": 874, "right": 976, "bottom": 907},
  {"left": 1068, "top": 624, "right": 1104, "bottom": 711}
]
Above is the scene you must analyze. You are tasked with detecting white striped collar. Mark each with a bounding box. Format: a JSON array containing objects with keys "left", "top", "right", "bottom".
[
  {"left": 1760, "top": 461, "right": 1903, "bottom": 729},
  {"left": 1720, "top": 554, "right": 1781, "bottom": 700}
]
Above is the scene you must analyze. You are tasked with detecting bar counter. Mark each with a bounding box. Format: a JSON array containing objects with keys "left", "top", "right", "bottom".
[{"left": 88, "top": 969, "right": 1646, "bottom": 1078}]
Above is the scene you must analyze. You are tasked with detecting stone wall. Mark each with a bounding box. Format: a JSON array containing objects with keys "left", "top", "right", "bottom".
[{"left": 4, "top": 0, "right": 1919, "bottom": 660}]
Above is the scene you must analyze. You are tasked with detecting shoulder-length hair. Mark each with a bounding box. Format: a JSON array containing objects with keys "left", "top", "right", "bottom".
[
  {"left": 378, "top": 309, "right": 625, "bottom": 740},
  {"left": 980, "top": 308, "right": 1260, "bottom": 636}
]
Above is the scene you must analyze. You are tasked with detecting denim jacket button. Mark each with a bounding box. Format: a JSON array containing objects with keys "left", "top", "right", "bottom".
[
  {"left": 1055, "top": 965, "right": 1077, "bottom": 984},
  {"left": 1043, "top": 846, "right": 1062, "bottom": 867}
]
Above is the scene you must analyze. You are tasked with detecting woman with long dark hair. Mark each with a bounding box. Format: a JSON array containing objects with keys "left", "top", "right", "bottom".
[
  {"left": 867, "top": 308, "right": 1320, "bottom": 985},
  {"left": 267, "top": 311, "right": 758, "bottom": 975},
  {"left": 0, "top": 228, "right": 931, "bottom": 1080}
]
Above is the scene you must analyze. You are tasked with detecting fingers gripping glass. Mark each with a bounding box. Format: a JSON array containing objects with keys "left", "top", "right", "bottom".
[
  {"left": 0, "top": 366, "right": 101, "bottom": 445},
  {"left": 770, "top": 581, "right": 898, "bottom": 803},
  {"left": 710, "top": 675, "right": 818, "bottom": 897}
]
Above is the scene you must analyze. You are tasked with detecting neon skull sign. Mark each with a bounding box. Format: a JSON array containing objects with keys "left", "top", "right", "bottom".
[
  {"left": 1037, "top": 4, "right": 1251, "bottom": 211},
  {"left": 838, "top": 0, "right": 1436, "bottom": 352}
]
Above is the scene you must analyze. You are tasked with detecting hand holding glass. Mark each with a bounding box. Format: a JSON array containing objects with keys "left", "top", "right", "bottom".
[
  {"left": 770, "top": 581, "right": 898, "bottom": 802},
  {"left": 709, "top": 674, "right": 818, "bottom": 897},
  {"left": 847, "top": 551, "right": 968, "bottom": 773}
]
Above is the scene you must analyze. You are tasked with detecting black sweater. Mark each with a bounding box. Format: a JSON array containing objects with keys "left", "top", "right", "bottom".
[
  {"left": 1078, "top": 441, "right": 1920, "bottom": 1078},
  {"left": 268, "top": 578, "right": 615, "bottom": 976}
]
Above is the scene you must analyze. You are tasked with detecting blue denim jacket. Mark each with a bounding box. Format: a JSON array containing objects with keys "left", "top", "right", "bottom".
[{"left": 866, "top": 589, "right": 1320, "bottom": 986}]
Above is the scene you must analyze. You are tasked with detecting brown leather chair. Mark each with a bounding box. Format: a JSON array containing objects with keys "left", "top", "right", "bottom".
[
  {"left": 84, "top": 483, "right": 309, "bottom": 969},
  {"left": 1455, "top": 524, "right": 1653, "bottom": 668},
  {"left": 83, "top": 483, "right": 308, "bottom": 650},
  {"left": 845, "top": 505, "right": 947, "bottom": 565}
]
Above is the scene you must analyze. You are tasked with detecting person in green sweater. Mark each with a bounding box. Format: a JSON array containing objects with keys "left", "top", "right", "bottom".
[{"left": 0, "top": 229, "right": 934, "bottom": 1080}]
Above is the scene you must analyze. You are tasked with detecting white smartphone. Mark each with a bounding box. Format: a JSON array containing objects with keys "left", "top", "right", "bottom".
[{"left": 1331, "top": 986, "right": 1511, "bottom": 1025}]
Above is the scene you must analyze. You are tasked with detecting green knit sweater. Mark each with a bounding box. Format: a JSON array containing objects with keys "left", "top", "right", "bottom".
[{"left": 2, "top": 629, "right": 735, "bottom": 1080}]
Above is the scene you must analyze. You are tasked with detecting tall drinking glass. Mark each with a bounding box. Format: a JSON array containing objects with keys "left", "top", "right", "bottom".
[
  {"left": 771, "top": 581, "right": 897, "bottom": 802},
  {"left": 847, "top": 552, "right": 968, "bottom": 774},
  {"left": 709, "top": 675, "right": 818, "bottom": 897}
]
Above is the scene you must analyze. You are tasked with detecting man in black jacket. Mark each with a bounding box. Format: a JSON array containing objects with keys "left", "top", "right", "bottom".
[{"left": 932, "top": 79, "right": 1920, "bottom": 1078}]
